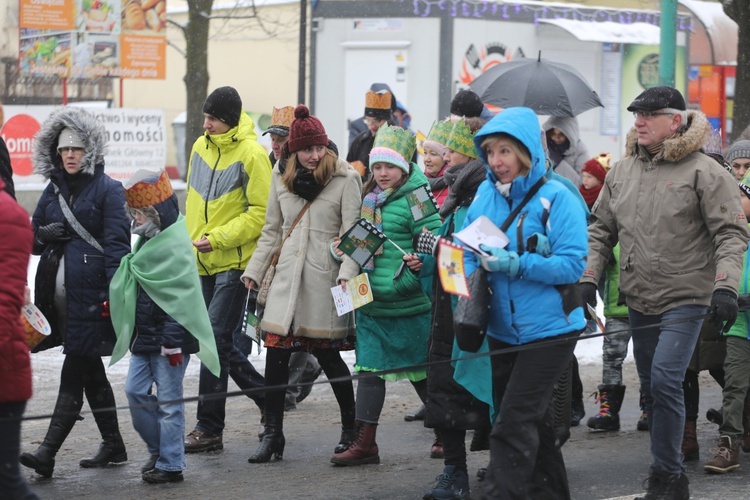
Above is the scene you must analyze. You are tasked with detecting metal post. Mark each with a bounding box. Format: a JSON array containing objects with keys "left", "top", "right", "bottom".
[
  {"left": 120, "top": 78, "right": 124, "bottom": 108},
  {"left": 62, "top": 78, "right": 68, "bottom": 105},
  {"left": 659, "top": 0, "right": 678, "bottom": 87},
  {"left": 298, "top": 0, "right": 307, "bottom": 105}
]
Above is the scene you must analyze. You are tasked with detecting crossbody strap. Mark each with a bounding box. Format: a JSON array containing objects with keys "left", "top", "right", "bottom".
[
  {"left": 499, "top": 176, "right": 547, "bottom": 233},
  {"left": 56, "top": 189, "right": 104, "bottom": 253},
  {"left": 269, "top": 199, "right": 313, "bottom": 267}
]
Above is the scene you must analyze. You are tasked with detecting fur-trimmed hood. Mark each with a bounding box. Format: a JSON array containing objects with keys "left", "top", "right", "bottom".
[
  {"left": 32, "top": 107, "right": 108, "bottom": 179},
  {"left": 624, "top": 109, "right": 711, "bottom": 163}
]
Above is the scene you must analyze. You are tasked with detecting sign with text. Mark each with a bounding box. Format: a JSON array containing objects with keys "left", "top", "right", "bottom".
[
  {"left": 1, "top": 105, "right": 167, "bottom": 186},
  {"left": 19, "top": 0, "right": 166, "bottom": 79}
]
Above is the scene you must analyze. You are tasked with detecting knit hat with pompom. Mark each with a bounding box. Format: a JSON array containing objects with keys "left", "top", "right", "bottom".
[{"left": 287, "top": 105, "right": 328, "bottom": 153}]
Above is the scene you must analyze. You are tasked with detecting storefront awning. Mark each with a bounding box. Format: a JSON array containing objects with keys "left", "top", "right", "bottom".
[{"left": 537, "top": 19, "right": 661, "bottom": 45}]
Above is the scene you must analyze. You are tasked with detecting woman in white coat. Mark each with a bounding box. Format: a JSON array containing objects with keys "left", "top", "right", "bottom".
[{"left": 242, "top": 105, "right": 362, "bottom": 463}]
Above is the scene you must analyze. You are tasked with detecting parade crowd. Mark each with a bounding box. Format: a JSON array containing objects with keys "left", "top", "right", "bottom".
[{"left": 3, "top": 82, "right": 750, "bottom": 500}]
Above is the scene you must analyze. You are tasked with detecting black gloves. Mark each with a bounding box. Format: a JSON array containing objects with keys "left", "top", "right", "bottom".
[
  {"left": 579, "top": 282, "right": 598, "bottom": 319},
  {"left": 708, "top": 289, "right": 739, "bottom": 333},
  {"left": 36, "top": 222, "right": 69, "bottom": 245}
]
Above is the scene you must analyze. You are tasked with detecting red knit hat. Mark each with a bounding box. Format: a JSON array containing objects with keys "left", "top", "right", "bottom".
[
  {"left": 582, "top": 158, "right": 607, "bottom": 184},
  {"left": 287, "top": 105, "right": 328, "bottom": 153}
]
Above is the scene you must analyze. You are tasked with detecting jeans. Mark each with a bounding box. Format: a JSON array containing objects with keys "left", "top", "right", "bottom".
[
  {"left": 629, "top": 304, "right": 705, "bottom": 475},
  {"left": 0, "top": 401, "right": 38, "bottom": 500},
  {"left": 480, "top": 334, "right": 578, "bottom": 500},
  {"left": 196, "top": 269, "right": 265, "bottom": 436},
  {"left": 601, "top": 317, "right": 632, "bottom": 386},
  {"left": 125, "top": 353, "right": 190, "bottom": 472}
]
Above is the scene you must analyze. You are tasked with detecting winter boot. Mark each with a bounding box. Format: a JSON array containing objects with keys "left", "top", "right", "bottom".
[
  {"left": 330, "top": 421, "right": 379, "bottom": 466},
  {"left": 706, "top": 407, "right": 724, "bottom": 427},
  {"left": 430, "top": 430, "right": 444, "bottom": 459},
  {"left": 587, "top": 384, "right": 626, "bottom": 432},
  {"left": 681, "top": 418, "right": 699, "bottom": 461},
  {"left": 635, "top": 469, "right": 689, "bottom": 500},
  {"left": 704, "top": 435, "right": 741, "bottom": 474},
  {"left": 19, "top": 392, "right": 80, "bottom": 477},
  {"left": 742, "top": 398, "right": 750, "bottom": 453},
  {"left": 469, "top": 423, "right": 491, "bottom": 452},
  {"left": 570, "top": 399, "right": 585, "bottom": 427},
  {"left": 248, "top": 412, "right": 285, "bottom": 463},
  {"left": 334, "top": 404, "right": 357, "bottom": 454},
  {"left": 637, "top": 391, "right": 649, "bottom": 432},
  {"left": 80, "top": 384, "right": 127, "bottom": 468},
  {"left": 423, "top": 464, "right": 470, "bottom": 500}
]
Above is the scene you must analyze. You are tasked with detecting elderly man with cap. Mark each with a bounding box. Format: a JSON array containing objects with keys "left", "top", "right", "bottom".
[
  {"left": 580, "top": 86, "right": 748, "bottom": 499},
  {"left": 346, "top": 89, "right": 396, "bottom": 181},
  {"left": 184, "top": 86, "right": 272, "bottom": 453}
]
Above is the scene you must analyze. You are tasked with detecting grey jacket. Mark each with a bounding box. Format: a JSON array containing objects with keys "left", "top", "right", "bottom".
[
  {"left": 543, "top": 116, "right": 588, "bottom": 186},
  {"left": 583, "top": 110, "right": 749, "bottom": 315}
]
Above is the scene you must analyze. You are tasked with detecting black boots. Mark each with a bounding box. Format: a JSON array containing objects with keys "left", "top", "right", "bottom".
[
  {"left": 79, "top": 384, "right": 127, "bottom": 467},
  {"left": 334, "top": 403, "right": 357, "bottom": 454},
  {"left": 248, "top": 413, "right": 285, "bottom": 463},
  {"left": 20, "top": 393, "right": 80, "bottom": 477},
  {"left": 587, "top": 384, "right": 626, "bottom": 432},
  {"left": 635, "top": 469, "right": 689, "bottom": 500}
]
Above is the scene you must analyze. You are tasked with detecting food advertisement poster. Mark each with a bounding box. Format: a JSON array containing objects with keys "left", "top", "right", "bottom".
[{"left": 19, "top": 0, "right": 166, "bottom": 79}]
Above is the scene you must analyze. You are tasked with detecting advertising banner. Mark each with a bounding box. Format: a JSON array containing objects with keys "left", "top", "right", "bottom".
[
  {"left": 19, "top": 0, "right": 166, "bottom": 79},
  {"left": 1, "top": 105, "right": 167, "bottom": 187}
]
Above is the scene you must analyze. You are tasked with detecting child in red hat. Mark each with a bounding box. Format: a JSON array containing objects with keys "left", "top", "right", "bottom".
[{"left": 579, "top": 155, "right": 609, "bottom": 209}]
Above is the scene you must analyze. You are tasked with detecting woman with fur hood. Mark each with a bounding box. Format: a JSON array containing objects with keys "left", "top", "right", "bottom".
[
  {"left": 20, "top": 107, "right": 132, "bottom": 478},
  {"left": 543, "top": 116, "right": 589, "bottom": 186}
]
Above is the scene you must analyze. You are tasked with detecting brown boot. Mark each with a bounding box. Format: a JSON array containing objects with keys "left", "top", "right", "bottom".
[
  {"left": 330, "top": 421, "right": 379, "bottom": 466},
  {"left": 742, "top": 398, "right": 750, "bottom": 453},
  {"left": 430, "top": 429, "right": 444, "bottom": 459},
  {"left": 704, "top": 435, "right": 741, "bottom": 474},
  {"left": 681, "top": 418, "right": 699, "bottom": 461}
]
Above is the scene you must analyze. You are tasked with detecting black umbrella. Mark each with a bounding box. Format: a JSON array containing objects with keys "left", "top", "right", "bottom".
[{"left": 468, "top": 53, "right": 603, "bottom": 117}]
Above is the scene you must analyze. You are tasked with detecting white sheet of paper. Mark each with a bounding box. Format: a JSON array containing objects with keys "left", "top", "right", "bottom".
[
  {"left": 331, "top": 285, "right": 354, "bottom": 316},
  {"left": 452, "top": 215, "right": 510, "bottom": 255}
]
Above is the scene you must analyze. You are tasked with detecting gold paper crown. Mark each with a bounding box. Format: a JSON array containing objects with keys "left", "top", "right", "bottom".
[
  {"left": 595, "top": 153, "right": 612, "bottom": 170},
  {"left": 270, "top": 106, "right": 294, "bottom": 129},
  {"left": 426, "top": 120, "right": 453, "bottom": 146},
  {"left": 446, "top": 118, "right": 478, "bottom": 159},
  {"left": 124, "top": 170, "right": 174, "bottom": 209},
  {"left": 365, "top": 90, "right": 393, "bottom": 111}
]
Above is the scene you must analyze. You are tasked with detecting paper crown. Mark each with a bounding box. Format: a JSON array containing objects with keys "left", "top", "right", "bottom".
[
  {"left": 124, "top": 169, "right": 174, "bottom": 209},
  {"left": 370, "top": 124, "right": 416, "bottom": 172},
  {"left": 426, "top": 119, "right": 453, "bottom": 146},
  {"left": 365, "top": 90, "right": 393, "bottom": 119},
  {"left": 595, "top": 152, "right": 611, "bottom": 170},
  {"left": 270, "top": 106, "right": 294, "bottom": 128},
  {"left": 446, "top": 118, "right": 478, "bottom": 159}
]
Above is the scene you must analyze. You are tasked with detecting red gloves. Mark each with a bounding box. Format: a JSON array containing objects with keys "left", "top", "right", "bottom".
[{"left": 161, "top": 346, "right": 183, "bottom": 366}]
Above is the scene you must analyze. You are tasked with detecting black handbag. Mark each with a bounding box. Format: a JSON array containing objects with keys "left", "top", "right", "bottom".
[
  {"left": 454, "top": 267, "right": 491, "bottom": 352},
  {"left": 452, "top": 176, "right": 547, "bottom": 352}
]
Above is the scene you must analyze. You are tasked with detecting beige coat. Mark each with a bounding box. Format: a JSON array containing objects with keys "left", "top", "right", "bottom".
[
  {"left": 583, "top": 110, "right": 749, "bottom": 315},
  {"left": 243, "top": 157, "right": 362, "bottom": 338}
]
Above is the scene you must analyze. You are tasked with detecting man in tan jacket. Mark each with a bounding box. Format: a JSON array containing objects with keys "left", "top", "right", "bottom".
[{"left": 580, "top": 86, "right": 748, "bottom": 500}]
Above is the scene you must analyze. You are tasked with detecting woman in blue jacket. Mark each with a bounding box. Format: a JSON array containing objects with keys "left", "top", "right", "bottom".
[
  {"left": 20, "top": 107, "right": 132, "bottom": 478},
  {"left": 465, "top": 107, "right": 588, "bottom": 499}
]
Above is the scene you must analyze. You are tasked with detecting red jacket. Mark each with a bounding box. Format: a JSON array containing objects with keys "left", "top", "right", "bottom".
[{"left": 0, "top": 177, "right": 33, "bottom": 403}]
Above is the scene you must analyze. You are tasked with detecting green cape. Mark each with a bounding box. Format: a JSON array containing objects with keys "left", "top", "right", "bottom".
[{"left": 109, "top": 214, "right": 220, "bottom": 377}]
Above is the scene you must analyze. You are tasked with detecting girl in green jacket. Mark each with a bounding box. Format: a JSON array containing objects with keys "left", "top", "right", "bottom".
[{"left": 330, "top": 125, "right": 441, "bottom": 466}]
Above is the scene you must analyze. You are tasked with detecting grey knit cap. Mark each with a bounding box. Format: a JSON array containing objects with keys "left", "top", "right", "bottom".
[{"left": 726, "top": 140, "right": 750, "bottom": 164}]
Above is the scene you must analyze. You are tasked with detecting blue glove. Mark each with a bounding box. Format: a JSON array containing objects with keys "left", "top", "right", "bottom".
[
  {"left": 526, "top": 233, "right": 551, "bottom": 257},
  {"left": 479, "top": 244, "right": 520, "bottom": 277}
]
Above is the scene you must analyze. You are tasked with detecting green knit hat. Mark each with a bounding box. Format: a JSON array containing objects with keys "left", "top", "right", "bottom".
[
  {"left": 426, "top": 119, "right": 452, "bottom": 146},
  {"left": 446, "top": 118, "right": 478, "bottom": 159},
  {"left": 369, "top": 124, "right": 416, "bottom": 173}
]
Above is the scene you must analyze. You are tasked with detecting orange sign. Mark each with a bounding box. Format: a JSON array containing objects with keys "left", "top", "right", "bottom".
[
  {"left": 20, "top": 0, "right": 75, "bottom": 30},
  {"left": 1, "top": 114, "right": 42, "bottom": 176},
  {"left": 19, "top": 0, "right": 166, "bottom": 80}
]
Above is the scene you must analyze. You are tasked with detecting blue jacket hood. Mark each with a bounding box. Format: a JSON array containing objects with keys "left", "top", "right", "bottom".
[{"left": 473, "top": 107, "right": 546, "bottom": 200}]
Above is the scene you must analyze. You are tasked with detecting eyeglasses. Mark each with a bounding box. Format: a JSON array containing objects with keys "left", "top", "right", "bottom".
[
  {"left": 58, "top": 147, "right": 84, "bottom": 154},
  {"left": 363, "top": 117, "right": 385, "bottom": 126},
  {"left": 632, "top": 111, "right": 674, "bottom": 119}
]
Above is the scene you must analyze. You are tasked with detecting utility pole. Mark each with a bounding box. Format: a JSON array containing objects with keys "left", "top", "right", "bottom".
[
  {"left": 298, "top": 0, "right": 307, "bottom": 104},
  {"left": 659, "top": 0, "right": 678, "bottom": 87}
]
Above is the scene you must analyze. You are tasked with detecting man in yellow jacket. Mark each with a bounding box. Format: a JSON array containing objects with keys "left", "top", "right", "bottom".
[{"left": 184, "top": 86, "right": 272, "bottom": 452}]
